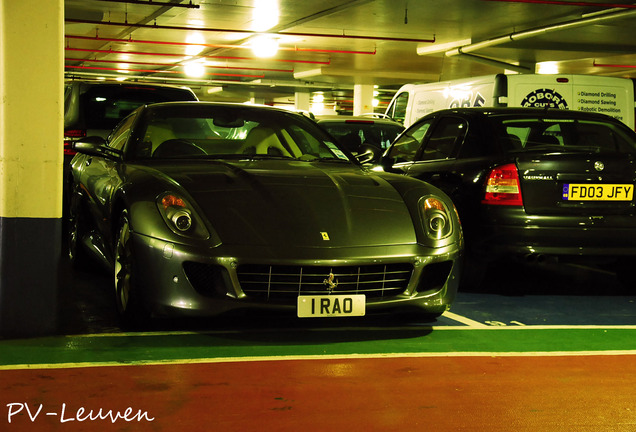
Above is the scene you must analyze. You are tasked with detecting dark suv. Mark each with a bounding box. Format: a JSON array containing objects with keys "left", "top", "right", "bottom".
[
  {"left": 381, "top": 107, "right": 636, "bottom": 289},
  {"left": 64, "top": 81, "right": 198, "bottom": 163}
]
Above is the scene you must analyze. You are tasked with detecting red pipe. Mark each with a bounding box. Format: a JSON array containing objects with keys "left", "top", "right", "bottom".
[
  {"left": 64, "top": 64, "right": 265, "bottom": 78},
  {"left": 64, "top": 18, "right": 436, "bottom": 43},
  {"left": 593, "top": 61, "right": 636, "bottom": 68},
  {"left": 482, "top": 0, "right": 636, "bottom": 8},
  {"left": 64, "top": 57, "right": 294, "bottom": 73},
  {"left": 66, "top": 35, "right": 377, "bottom": 55},
  {"left": 65, "top": 47, "right": 331, "bottom": 65}
]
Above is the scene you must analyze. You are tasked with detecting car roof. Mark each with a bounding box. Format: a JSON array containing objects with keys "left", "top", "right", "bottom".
[
  {"left": 424, "top": 106, "right": 624, "bottom": 122},
  {"left": 138, "top": 101, "right": 318, "bottom": 119},
  {"left": 143, "top": 100, "right": 300, "bottom": 111},
  {"left": 316, "top": 115, "right": 403, "bottom": 125},
  {"left": 66, "top": 80, "right": 194, "bottom": 91}
]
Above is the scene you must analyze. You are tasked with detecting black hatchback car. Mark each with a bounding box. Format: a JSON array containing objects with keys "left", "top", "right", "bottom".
[{"left": 380, "top": 107, "right": 636, "bottom": 289}]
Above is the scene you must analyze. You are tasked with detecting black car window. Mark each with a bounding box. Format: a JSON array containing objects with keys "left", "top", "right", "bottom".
[
  {"left": 497, "top": 117, "right": 636, "bottom": 153},
  {"left": 386, "top": 119, "right": 433, "bottom": 163},
  {"left": 80, "top": 85, "right": 195, "bottom": 131},
  {"left": 108, "top": 114, "right": 136, "bottom": 151},
  {"left": 419, "top": 117, "right": 467, "bottom": 161}
]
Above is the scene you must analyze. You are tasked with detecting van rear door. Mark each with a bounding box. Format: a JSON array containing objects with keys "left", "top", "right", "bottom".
[{"left": 506, "top": 74, "right": 635, "bottom": 129}]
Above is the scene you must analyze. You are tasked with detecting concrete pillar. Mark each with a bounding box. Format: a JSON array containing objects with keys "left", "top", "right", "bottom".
[
  {"left": 250, "top": 95, "right": 266, "bottom": 105},
  {"left": 295, "top": 91, "right": 310, "bottom": 112},
  {"left": 0, "top": 0, "right": 63, "bottom": 337},
  {"left": 353, "top": 84, "right": 375, "bottom": 116}
]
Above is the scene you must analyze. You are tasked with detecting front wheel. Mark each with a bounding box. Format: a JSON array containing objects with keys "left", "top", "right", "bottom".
[{"left": 114, "top": 211, "right": 148, "bottom": 329}]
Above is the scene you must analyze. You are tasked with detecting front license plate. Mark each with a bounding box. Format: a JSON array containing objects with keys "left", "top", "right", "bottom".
[
  {"left": 297, "top": 295, "right": 366, "bottom": 318},
  {"left": 563, "top": 184, "right": 633, "bottom": 201}
]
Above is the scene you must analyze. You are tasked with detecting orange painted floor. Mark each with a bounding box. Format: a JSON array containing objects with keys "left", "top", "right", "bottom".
[{"left": 2, "top": 353, "right": 636, "bottom": 431}]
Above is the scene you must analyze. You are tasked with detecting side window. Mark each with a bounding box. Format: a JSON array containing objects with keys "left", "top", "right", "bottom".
[
  {"left": 108, "top": 114, "right": 136, "bottom": 151},
  {"left": 387, "top": 92, "right": 409, "bottom": 124},
  {"left": 386, "top": 119, "right": 433, "bottom": 163},
  {"left": 419, "top": 117, "right": 467, "bottom": 161}
]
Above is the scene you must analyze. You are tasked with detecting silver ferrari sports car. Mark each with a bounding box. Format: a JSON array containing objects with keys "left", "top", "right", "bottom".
[{"left": 68, "top": 102, "right": 463, "bottom": 326}]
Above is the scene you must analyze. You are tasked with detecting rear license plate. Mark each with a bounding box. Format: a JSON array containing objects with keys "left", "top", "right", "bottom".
[
  {"left": 297, "top": 295, "right": 366, "bottom": 318},
  {"left": 563, "top": 184, "right": 633, "bottom": 201}
]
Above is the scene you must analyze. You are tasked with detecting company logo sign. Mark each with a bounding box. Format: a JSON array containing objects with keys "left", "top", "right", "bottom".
[
  {"left": 449, "top": 92, "right": 486, "bottom": 109},
  {"left": 521, "top": 88, "right": 569, "bottom": 109}
]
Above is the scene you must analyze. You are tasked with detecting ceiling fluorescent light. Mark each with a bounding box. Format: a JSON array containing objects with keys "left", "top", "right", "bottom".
[
  {"left": 293, "top": 68, "right": 323, "bottom": 79},
  {"left": 536, "top": 62, "right": 559, "bottom": 75},
  {"left": 250, "top": 35, "right": 279, "bottom": 58},
  {"left": 417, "top": 39, "right": 472, "bottom": 56},
  {"left": 184, "top": 60, "right": 206, "bottom": 78}
]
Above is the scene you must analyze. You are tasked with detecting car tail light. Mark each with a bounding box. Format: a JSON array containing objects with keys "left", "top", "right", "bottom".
[
  {"left": 63, "top": 141, "right": 77, "bottom": 156},
  {"left": 482, "top": 163, "right": 523, "bottom": 206},
  {"left": 65, "top": 129, "right": 87, "bottom": 138},
  {"left": 64, "top": 129, "right": 86, "bottom": 156}
]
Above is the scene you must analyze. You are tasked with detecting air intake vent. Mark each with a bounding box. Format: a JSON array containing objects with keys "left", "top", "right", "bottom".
[{"left": 237, "top": 264, "right": 413, "bottom": 302}]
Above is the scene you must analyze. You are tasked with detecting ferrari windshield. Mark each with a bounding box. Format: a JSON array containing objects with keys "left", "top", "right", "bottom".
[{"left": 128, "top": 103, "right": 351, "bottom": 162}]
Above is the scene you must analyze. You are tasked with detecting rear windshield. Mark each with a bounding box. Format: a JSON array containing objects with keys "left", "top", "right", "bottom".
[
  {"left": 80, "top": 85, "right": 196, "bottom": 131},
  {"left": 494, "top": 116, "right": 636, "bottom": 153}
]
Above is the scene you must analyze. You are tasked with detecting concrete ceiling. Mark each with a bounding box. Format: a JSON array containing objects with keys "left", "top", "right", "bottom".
[{"left": 64, "top": 0, "right": 636, "bottom": 112}]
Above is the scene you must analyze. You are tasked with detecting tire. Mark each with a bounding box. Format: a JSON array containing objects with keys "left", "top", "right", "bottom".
[{"left": 114, "top": 211, "right": 148, "bottom": 329}]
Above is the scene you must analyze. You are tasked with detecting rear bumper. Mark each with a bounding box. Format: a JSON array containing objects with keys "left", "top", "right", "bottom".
[{"left": 469, "top": 206, "right": 636, "bottom": 260}]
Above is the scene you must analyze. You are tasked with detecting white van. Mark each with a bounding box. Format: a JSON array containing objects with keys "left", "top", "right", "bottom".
[{"left": 385, "top": 74, "right": 636, "bottom": 129}]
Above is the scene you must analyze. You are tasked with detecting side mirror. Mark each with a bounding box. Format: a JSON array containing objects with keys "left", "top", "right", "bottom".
[
  {"left": 355, "top": 144, "right": 382, "bottom": 165},
  {"left": 74, "top": 136, "right": 121, "bottom": 159}
]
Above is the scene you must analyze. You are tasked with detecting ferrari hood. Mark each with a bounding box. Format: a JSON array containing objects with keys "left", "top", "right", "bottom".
[{"left": 152, "top": 159, "right": 418, "bottom": 247}]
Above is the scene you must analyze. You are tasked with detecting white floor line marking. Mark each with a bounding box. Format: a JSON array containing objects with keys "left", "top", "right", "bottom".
[
  {"left": 3, "top": 350, "right": 636, "bottom": 371},
  {"left": 60, "top": 324, "right": 636, "bottom": 338},
  {"left": 442, "top": 311, "right": 489, "bottom": 327}
]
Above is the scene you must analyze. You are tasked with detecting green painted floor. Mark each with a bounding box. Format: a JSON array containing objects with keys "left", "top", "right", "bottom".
[{"left": 2, "top": 326, "right": 635, "bottom": 369}]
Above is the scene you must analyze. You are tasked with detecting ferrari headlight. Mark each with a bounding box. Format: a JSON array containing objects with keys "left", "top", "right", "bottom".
[
  {"left": 419, "top": 196, "right": 453, "bottom": 240},
  {"left": 171, "top": 209, "right": 192, "bottom": 232},
  {"left": 157, "top": 193, "right": 209, "bottom": 239}
]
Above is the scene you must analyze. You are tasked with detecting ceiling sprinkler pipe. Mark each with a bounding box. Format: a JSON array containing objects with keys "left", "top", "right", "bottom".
[
  {"left": 482, "top": 0, "right": 636, "bottom": 8},
  {"left": 65, "top": 19, "right": 436, "bottom": 44},
  {"left": 65, "top": 35, "right": 377, "bottom": 56},
  {"left": 445, "top": 8, "right": 636, "bottom": 56}
]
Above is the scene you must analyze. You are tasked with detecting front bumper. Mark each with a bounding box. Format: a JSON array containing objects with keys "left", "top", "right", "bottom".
[{"left": 130, "top": 233, "right": 462, "bottom": 319}]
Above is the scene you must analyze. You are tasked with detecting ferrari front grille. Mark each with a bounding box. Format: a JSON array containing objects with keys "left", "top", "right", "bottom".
[{"left": 237, "top": 263, "right": 413, "bottom": 301}]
